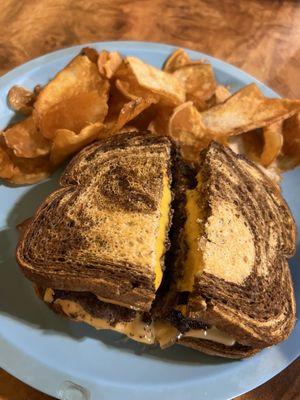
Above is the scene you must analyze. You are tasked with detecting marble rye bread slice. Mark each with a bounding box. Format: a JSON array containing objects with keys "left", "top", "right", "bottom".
[
  {"left": 16, "top": 132, "right": 172, "bottom": 312},
  {"left": 179, "top": 142, "right": 296, "bottom": 354}
]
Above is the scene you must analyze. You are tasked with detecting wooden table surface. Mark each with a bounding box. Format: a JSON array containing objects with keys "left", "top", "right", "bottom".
[{"left": 0, "top": 0, "right": 299, "bottom": 399}]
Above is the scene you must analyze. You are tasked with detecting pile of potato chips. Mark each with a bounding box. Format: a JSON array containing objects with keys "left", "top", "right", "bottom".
[{"left": 1, "top": 47, "right": 300, "bottom": 185}]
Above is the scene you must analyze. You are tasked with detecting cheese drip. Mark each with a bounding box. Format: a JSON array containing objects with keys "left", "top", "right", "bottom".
[
  {"left": 54, "top": 298, "right": 155, "bottom": 344},
  {"left": 154, "top": 321, "right": 235, "bottom": 347}
]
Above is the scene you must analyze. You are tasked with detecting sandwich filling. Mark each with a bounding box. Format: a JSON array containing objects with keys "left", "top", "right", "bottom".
[
  {"left": 43, "top": 289, "right": 155, "bottom": 344},
  {"left": 155, "top": 173, "right": 172, "bottom": 289},
  {"left": 168, "top": 172, "right": 236, "bottom": 347},
  {"left": 177, "top": 173, "right": 205, "bottom": 291},
  {"left": 154, "top": 318, "right": 235, "bottom": 348},
  {"left": 55, "top": 300, "right": 155, "bottom": 344}
]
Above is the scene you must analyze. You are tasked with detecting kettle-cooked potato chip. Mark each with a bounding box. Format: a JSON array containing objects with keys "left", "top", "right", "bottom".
[
  {"left": 147, "top": 106, "right": 173, "bottom": 135},
  {"left": 7, "top": 85, "right": 36, "bottom": 115},
  {"left": 214, "top": 85, "right": 231, "bottom": 104},
  {"left": 34, "top": 54, "right": 109, "bottom": 138},
  {"left": 37, "top": 87, "right": 109, "bottom": 139},
  {"left": 123, "top": 56, "right": 186, "bottom": 106},
  {"left": 3, "top": 116, "right": 50, "bottom": 158},
  {"left": 109, "top": 96, "right": 157, "bottom": 134},
  {"left": 168, "top": 101, "right": 210, "bottom": 162},
  {"left": 173, "top": 63, "right": 216, "bottom": 110},
  {"left": 104, "top": 84, "right": 129, "bottom": 124},
  {"left": 0, "top": 135, "right": 51, "bottom": 184},
  {"left": 10, "top": 158, "right": 51, "bottom": 184},
  {"left": 80, "top": 47, "right": 99, "bottom": 63},
  {"left": 278, "top": 113, "right": 300, "bottom": 170},
  {"left": 50, "top": 123, "right": 104, "bottom": 165},
  {"left": 98, "top": 50, "right": 122, "bottom": 79},
  {"left": 201, "top": 84, "right": 300, "bottom": 137},
  {"left": 163, "top": 48, "right": 191, "bottom": 73},
  {"left": 0, "top": 136, "right": 15, "bottom": 179},
  {"left": 115, "top": 78, "right": 148, "bottom": 100},
  {"left": 260, "top": 122, "right": 283, "bottom": 167}
]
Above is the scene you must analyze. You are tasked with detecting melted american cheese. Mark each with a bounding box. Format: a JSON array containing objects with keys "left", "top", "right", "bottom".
[
  {"left": 95, "top": 295, "right": 135, "bottom": 309},
  {"left": 54, "top": 299, "right": 155, "bottom": 344},
  {"left": 155, "top": 174, "right": 172, "bottom": 289},
  {"left": 44, "top": 288, "right": 55, "bottom": 303},
  {"left": 184, "top": 326, "right": 236, "bottom": 346},
  {"left": 44, "top": 290, "right": 235, "bottom": 347},
  {"left": 177, "top": 176, "right": 204, "bottom": 291},
  {"left": 154, "top": 320, "right": 235, "bottom": 347}
]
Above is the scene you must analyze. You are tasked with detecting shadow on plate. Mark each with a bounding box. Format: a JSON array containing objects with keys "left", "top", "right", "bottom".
[{"left": 0, "top": 173, "right": 299, "bottom": 365}]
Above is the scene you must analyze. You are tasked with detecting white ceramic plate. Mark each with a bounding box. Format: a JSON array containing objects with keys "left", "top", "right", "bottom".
[{"left": 0, "top": 41, "right": 299, "bottom": 400}]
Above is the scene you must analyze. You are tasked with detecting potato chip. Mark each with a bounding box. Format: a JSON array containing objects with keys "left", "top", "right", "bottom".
[
  {"left": 147, "top": 106, "right": 173, "bottom": 135},
  {"left": 127, "top": 103, "right": 158, "bottom": 130},
  {"left": 173, "top": 63, "right": 216, "bottom": 111},
  {"left": 11, "top": 157, "right": 51, "bottom": 184},
  {"left": 7, "top": 85, "right": 36, "bottom": 115},
  {"left": 33, "top": 54, "right": 109, "bottom": 138},
  {"left": 214, "top": 85, "right": 231, "bottom": 104},
  {"left": 34, "top": 84, "right": 43, "bottom": 96},
  {"left": 35, "top": 54, "right": 104, "bottom": 112},
  {"left": 112, "top": 96, "right": 157, "bottom": 133},
  {"left": 98, "top": 50, "right": 122, "bottom": 79},
  {"left": 260, "top": 122, "right": 283, "bottom": 167},
  {"left": 168, "top": 101, "right": 210, "bottom": 162},
  {"left": 50, "top": 123, "right": 104, "bottom": 165},
  {"left": 0, "top": 136, "right": 15, "bottom": 179},
  {"left": 80, "top": 47, "right": 99, "bottom": 63},
  {"left": 123, "top": 56, "right": 185, "bottom": 106},
  {"left": 115, "top": 79, "right": 143, "bottom": 100},
  {"left": 0, "top": 135, "right": 51, "bottom": 184},
  {"left": 105, "top": 84, "right": 129, "bottom": 124},
  {"left": 37, "top": 87, "right": 109, "bottom": 139},
  {"left": 227, "top": 134, "right": 247, "bottom": 155},
  {"left": 3, "top": 116, "right": 50, "bottom": 158},
  {"left": 163, "top": 49, "right": 191, "bottom": 73},
  {"left": 201, "top": 84, "right": 300, "bottom": 137},
  {"left": 241, "top": 129, "right": 264, "bottom": 162},
  {"left": 226, "top": 127, "right": 281, "bottom": 168},
  {"left": 278, "top": 113, "right": 300, "bottom": 170}
]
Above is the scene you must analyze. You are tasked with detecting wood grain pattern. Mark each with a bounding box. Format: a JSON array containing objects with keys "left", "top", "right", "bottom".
[
  {"left": 0, "top": 0, "right": 299, "bottom": 399},
  {"left": 1, "top": 0, "right": 300, "bottom": 97}
]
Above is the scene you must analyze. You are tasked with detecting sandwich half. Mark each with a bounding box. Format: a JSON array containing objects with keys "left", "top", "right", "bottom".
[
  {"left": 154, "top": 142, "right": 296, "bottom": 358},
  {"left": 17, "top": 132, "right": 173, "bottom": 343}
]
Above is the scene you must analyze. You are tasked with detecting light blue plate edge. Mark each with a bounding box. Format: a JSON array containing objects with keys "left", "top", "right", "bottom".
[{"left": 0, "top": 41, "right": 297, "bottom": 400}]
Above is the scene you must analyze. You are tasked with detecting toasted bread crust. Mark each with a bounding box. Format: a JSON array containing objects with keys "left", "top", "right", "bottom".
[
  {"left": 16, "top": 132, "right": 172, "bottom": 311},
  {"left": 179, "top": 337, "right": 259, "bottom": 359}
]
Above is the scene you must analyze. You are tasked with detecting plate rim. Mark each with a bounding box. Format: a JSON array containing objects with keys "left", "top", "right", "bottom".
[{"left": 0, "top": 40, "right": 298, "bottom": 400}]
